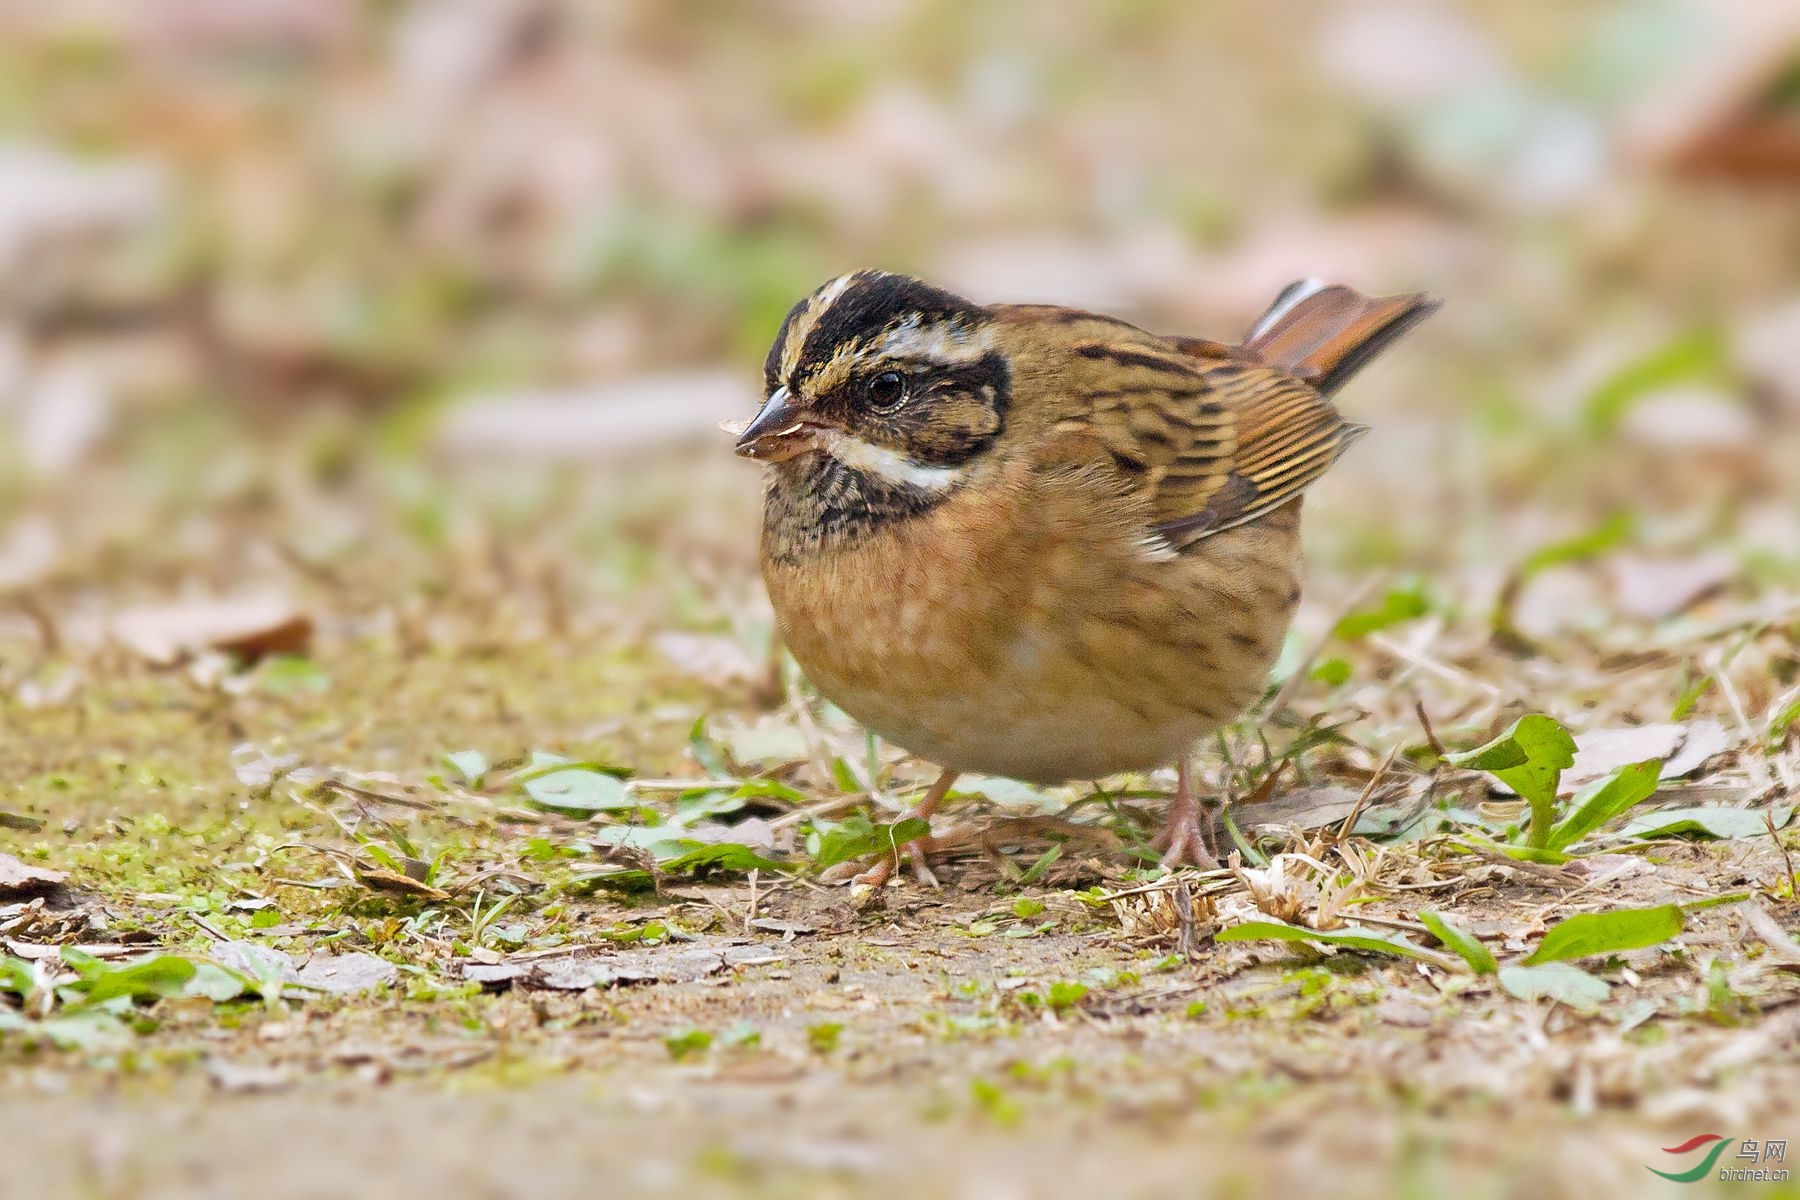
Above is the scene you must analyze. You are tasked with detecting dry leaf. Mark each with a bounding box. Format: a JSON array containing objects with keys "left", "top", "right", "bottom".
[
  {"left": 654, "top": 632, "right": 761, "bottom": 687},
  {"left": 1605, "top": 553, "right": 1736, "bottom": 621},
  {"left": 294, "top": 952, "right": 399, "bottom": 995},
  {"left": 353, "top": 868, "right": 450, "bottom": 900},
  {"left": 111, "top": 598, "right": 313, "bottom": 666},
  {"left": 463, "top": 943, "right": 775, "bottom": 991},
  {"left": 0, "top": 853, "right": 66, "bottom": 897}
]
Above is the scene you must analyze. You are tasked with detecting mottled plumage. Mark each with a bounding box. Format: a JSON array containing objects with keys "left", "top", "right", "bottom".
[{"left": 733, "top": 270, "right": 1436, "bottom": 885}]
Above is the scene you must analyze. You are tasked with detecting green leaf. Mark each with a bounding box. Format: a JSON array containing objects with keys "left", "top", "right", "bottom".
[
  {"left": 258, "top": 655, "right": 331, "bottom": 696},
  {"left": 1214, "top": 920, "right": 1447, "bottom": 964},
  {"left": 954, "top": 776, "right": 1054, "bottom": 810},
  {"left": 1769, "top": 693, "right": 1800, "bottom": 749},
  {"left": 1516, "top": 512, "right": 1635, "bottom": 578},
  {"left": 1444, "top": 714, "right": 1577, "bottom": 848},
  {"left": 1524, "top": 904, "right": 1683, "bottom": 964},
  {"left": 443, "top": 750, "right": 489, "bottom": 787},
  {"left": 1310, "top": 657, "right": 1352, "bottom": 687},
  {"left": 727, "top": 778, "right": 808, "bottom": 805},
  {"left": 1334, "top": 583, "right": 1430, "bottom": 640},
  {"left": 829, "top": 757, "right": 863, "bottom": 794},
  {"left": 1546, "top": 760, "right": 1663, "bottom": 851},
  {"left": 0, "top": 956, "right": 34, "bottom": 996},
  {"left": 657, "top": 842, "right": 788, "bottom": 875},
  {"left": 687, "top": 717, "right": 731, "bottom": 779},
  {"left": 76, "top": 955, "right": 197, "bottom": 1005},
  {"left": 664, "top": 1028, "right": 713, "bottom": 1060},
  {"left": 586, "top": 826, "right": 787, "bottom": 874},
  {"left": 1621, "top": 806, "right": 1790, "bottom": 841},
  {"left": 519, "top": 754, "right": 633, "bottom": 813},
  {"left": 712, "top": 722, "right": 808, "bottom": 767},
  {"left": 1582, "top": 327, "right": 1727, "bottom": 434},
  {"left": 183, "top": 962, "right": 254, "bottom": 1003},
  {"left": 1498, "top": 962, "right": 1611, "bottom": 1008},
  {"left": 1418, "top": 910, "right": 1497, "bottom": 974},
  {"left": 30, "top": 1010, "right": 135, "bottom": 1051},
  {"left": 808, "top": 814, "right": 930, "bottom": 871},
  {"left": 674, "top": 788, "right": 745, "bottom": 824}
]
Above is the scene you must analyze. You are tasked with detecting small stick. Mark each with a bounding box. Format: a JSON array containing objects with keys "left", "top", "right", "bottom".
[
  {"left": 186, "top": 911, "right": 229, "bottom": 942},
  {"left": 1335, "top": 747, "right": 1397, "bottom": 844},
  {"left": 1414, "top": 700, "right": 1447, "bottom": 757},
  {"left": 1368, "top": 632, "right": 1502, "bottom": 698},
  {"left": 1767, "top": 810, "right": 1796, "bottom": 898},
  {"left": 1710, "top": 652, "right": 1777, "bottom": 796}
]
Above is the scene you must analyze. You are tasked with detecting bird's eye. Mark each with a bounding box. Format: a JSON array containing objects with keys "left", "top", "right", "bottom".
[{"left": 864, "top": 371, "right": 908, "bottom": 412}]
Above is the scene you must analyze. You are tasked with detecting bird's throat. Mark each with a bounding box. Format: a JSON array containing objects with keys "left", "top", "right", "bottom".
[{"left": 761, "top": 454, "right": 959, "bottom": 565}]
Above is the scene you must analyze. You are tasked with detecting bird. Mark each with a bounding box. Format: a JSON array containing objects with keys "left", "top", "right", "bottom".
[{"left": 730, "top": 269, "right": 1436, "bottom": 889}]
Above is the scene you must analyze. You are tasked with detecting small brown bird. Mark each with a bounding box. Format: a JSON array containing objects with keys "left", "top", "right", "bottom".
[{"left": 733, "top": 270, "right": 1435, "bottom": 887}]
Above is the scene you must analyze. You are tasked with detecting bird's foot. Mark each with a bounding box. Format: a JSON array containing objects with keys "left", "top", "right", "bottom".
[
  {"left": 833, "top": 769, "right": 960, "bottom": 903},
  {"left": 1151, "top": 776, "right": 1222, "bottom": 871},
  {"left": 849, "top": 834, "right": 940, "bottom": 895}
]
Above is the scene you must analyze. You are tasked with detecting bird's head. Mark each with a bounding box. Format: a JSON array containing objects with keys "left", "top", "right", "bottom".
[{"left": 730, "top": 271, "right": 1011, "bottom": 492}]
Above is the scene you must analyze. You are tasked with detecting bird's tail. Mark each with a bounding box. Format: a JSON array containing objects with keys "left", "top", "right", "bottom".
[{"left": 1242, "top": 280, "right": 1439, "bottom": 396}]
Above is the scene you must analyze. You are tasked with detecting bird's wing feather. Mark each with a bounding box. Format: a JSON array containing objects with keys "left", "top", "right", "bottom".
[{"left": 1033, "top": 341, "right": 1361, "bottom": 552}]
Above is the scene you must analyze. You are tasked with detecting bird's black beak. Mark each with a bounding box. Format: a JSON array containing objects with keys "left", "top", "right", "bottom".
[{"left": 729, "top": 387, "right": 819, "bottom": 462}]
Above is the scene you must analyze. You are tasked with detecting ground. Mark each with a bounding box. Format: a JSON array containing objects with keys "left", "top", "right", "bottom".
[
  {"left": 5, "top": 451, "right": 1800, "bottom": 1198},
  {"left": 4, "top": 3, "right": 1800, "bottom": 1196}
]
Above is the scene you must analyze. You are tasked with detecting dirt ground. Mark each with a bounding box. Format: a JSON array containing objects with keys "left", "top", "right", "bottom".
[{"left": 6, "top": 3, "right": 1800, "bottom": 1196}]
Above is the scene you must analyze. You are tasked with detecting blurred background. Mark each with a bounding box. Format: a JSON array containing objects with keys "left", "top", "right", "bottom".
[{"left": 1, "top": 0, "right": 1798, "bottom": 742}]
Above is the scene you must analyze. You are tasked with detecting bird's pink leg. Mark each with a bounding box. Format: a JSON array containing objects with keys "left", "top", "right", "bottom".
[
  {"left": 853, "top": 769, "right": 958, "bottom": 890},
  {"left": 1151, "top": 758, "right": 1221, "bottom": 870}
]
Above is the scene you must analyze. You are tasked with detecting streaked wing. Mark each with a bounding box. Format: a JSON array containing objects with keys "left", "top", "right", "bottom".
[
  {"left": 1035, "top": 338, "right": 1360, "bottom": 552},
  {"left": 1149, "top": 363, "right": 1363, "bottom": 548}
]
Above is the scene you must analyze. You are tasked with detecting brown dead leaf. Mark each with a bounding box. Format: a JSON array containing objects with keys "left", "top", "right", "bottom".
[
  {"left": 0, "top": 853, "right": 66, "bottom": 897},
  {"left": 354, "top": 868, "right": 450, "bottom": 901},
  {"left": 111, "top": 598, "right": 313, "bottom": 666}
]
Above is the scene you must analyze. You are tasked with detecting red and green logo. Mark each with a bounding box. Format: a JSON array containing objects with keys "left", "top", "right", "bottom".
[{"left": 1650, "top": 1134, "right": 1735, "bottom": 1183}]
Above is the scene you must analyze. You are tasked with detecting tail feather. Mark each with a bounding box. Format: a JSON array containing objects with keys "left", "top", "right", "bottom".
[{"left": 1243, "top": 280, "right": 1439, "bottom": 396}]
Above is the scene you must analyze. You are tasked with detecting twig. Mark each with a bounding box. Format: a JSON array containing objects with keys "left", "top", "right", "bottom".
[
  {"left": 1767, "top": 810, "right": 1796, "bottom": 898},
  {"left": 1173, "top": 880, "right": 1198, "bottom": 959},
  {"left": 1334, "top": 747, "right": 1397, "bottom": 844},
  {"left": 1742, "top": 901, "right": 1800, "bottom": 967},
  {"left": 1710, "top": 651, "right": 1778, "bottom": 797},
  {"left": 1414, "top": 700, "right": 1446, "bottom": 757},
  {"left": 186, "top": 911, "right": 229, "bottom": 942},
  {"left": 1368, "top": 631, "right": 1502, "bottom": 698}
]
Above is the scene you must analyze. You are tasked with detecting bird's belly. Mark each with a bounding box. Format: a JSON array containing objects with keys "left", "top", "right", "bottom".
[
  {"left": 831, "top": 659, "right": 1209, "bottom": 784},
  {"left": 762, "top": 471, "right": 1301, "bottom": 786},
  {"left": 771, "top": 562, "right": 1288, "bottom": 785}
]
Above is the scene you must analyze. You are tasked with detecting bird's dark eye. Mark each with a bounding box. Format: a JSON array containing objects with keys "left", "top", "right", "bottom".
[{"left": 864, "top": 371, "right": 907, "bottom": 411}]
